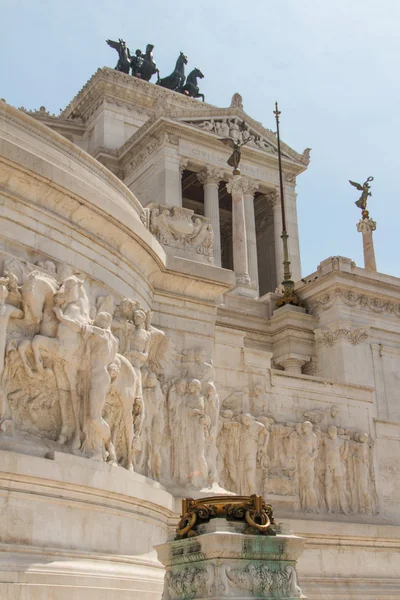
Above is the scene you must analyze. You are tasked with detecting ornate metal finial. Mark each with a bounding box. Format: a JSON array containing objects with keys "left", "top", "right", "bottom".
[
  {"left": 273, "top": 102, "right": 301, "bottom": 308},
  {"left": 273, "top": 101, "right": 281, "bottom": 122},
  {"left": 349, "top": 176, "right": 374, "bottom": 219},
  {"left": 175, "top": 495, "right": 276, "bottom": 539}
]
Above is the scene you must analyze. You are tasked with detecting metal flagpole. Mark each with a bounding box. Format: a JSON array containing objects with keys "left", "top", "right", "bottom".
[{"left": 273, "top": 101, "right": 300, "bottom": 308}]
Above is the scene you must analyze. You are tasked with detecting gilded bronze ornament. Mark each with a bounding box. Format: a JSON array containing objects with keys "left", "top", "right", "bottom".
[
  {"left": 175, "top": 494, "right": 276, "bottom": 539},
  {"left": 349, "top": 176, "right": 374, "bottom": 219}
]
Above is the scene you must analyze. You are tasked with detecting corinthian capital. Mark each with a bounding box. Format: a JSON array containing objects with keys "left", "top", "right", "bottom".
[
  {"left": 226, "top": 175, "right": 248, "bottom": 195},
  {"left": 357, "top": 218, "right": 377, "bottom": 234},
  {"left": 241, "top": 179, "right": 259, "bottom": 196},
  {"left": 265, "top": 188, "right": 280, "bottom": 207},
  {"left": 197, "top": 166, "right": 224, "bottom": 186}
]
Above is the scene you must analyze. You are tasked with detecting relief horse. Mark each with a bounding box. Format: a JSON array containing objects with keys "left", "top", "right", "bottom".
[
  {"left": 22, "top": 274, "right": 90, "bottom": 449},
  {"left": 157, "top": 52, "right": 188, "bottom": 92},
  {"left": 180, "top": 68, "right": 205, "bottom": 102}
]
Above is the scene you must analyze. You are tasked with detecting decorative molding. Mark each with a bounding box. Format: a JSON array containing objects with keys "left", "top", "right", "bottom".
[
  {"left": 314, "top": 325, "right": 369, "bottom": 346},
  {"left": 144, "top": 203, "right": 214, "bottom": 263},
  {"left": 307, "top": 287, "right": 400, "bottom": 318}
]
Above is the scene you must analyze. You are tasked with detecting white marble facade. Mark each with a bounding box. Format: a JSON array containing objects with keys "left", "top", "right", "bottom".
[{"left": 0, "top": 71, "right": 400, "bottom": 599}]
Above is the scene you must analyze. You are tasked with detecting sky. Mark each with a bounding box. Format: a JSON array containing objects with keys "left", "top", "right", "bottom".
[{"left": 1, "top": 0, "right": 399, "bottom": 278}]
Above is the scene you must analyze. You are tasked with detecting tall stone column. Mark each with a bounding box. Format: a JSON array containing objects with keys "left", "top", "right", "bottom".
[
  {"left": 242, "top": 179, "right": 260, "bottom": 294},
  {"left": 268, "top": 189, "right": 284, "bottom": 289},
  {"left": 357, "top": 217, "right": 377, "bottom": 271},
  {"left": 179, "top": 158, "right": 188, "bottom": 206},
  {"left": 197, "top": 167, "right": 224, "bottom": 267},
  {"left": 226, "top": 176, "right": 251, "bottom": 288}
]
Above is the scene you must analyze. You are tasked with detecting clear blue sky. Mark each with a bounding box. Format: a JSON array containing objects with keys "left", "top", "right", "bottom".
[{"left": 1, "top": 0, "right": 399, "bottom": 277}]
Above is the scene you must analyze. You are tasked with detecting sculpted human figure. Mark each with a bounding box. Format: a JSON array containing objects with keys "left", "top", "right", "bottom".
[
  {"left": 168, "top": 378, "right": 187, "bottom": 484},
  {"left": 204, "top": 382, "right": 219, "bottom": 486},
  {"left": 217, "top": 409, "right": 241, "bottom": 491},
  {"left": 30, "top": 275, "right": 91, "bottom": 448},
  {"left": 323, "top": 425, "right": 349, "bottom": 514},
  {"left": 0, "top": 283, "right": 24, "bottom": 425},
  {"left": 53, "top": 308, "right": 118, "bottom": 461},
  {"left": 193, "top": 348, "right": 214, "bottom": 383},
  {"left": 351, "top": 432, "right": 376, "bottom": 514},
  {"left": 251, "top": 383, "right": 269, "bottom": 416},
  {"left": 297, "top": 421, "right": 319, "bottom": 512},
  {"left": 183, "top": 379, "right": 209, "bottom": 488},
  {"left": 112, "top": 298, "right": 137, "bottom": 355},
  {"left": 140, "top": 370, "right": 165, "bottom": 480},
  {"left": 3, "top": 272, "right": 22, "bottom": 308},
  {"left": 125, "top": 308, "right": 151, "bottom": 400},
  {"left": 240, "top": 413, "right": 265, "bottom": 495},
  {"left": 257, "top": 416, "right": 274, "bottom": 475}
]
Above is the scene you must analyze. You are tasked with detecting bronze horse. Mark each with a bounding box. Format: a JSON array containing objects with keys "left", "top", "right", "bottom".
[
  {"left": 106, "top": 38, "right": 131, "bottom": 74},
  {"left": 181, "top": 68, "right": 205, "bottom": 102},
  {"left": 157, "top": 52, "right": 188, "bottom": 92}
]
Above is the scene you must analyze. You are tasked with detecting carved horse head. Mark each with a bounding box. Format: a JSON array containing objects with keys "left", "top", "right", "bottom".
[
  {"left": 176, "top": 52, "right": 188, "bottom": 71},
  {"left": 21, "top": 271, "right": 59, "bottom": 326},
  {"left": 54, "top": 275, "right": 90, "bottom": 320}
]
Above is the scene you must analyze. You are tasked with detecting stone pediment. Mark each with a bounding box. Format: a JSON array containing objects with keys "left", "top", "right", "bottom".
[{"left": 171, "top": 109, "right": 310, "bottom": 167}]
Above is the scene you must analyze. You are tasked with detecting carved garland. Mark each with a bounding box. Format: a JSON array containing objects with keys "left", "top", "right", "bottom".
[{"left": 307, "top": 287, "right": 400, "bottom": 318}]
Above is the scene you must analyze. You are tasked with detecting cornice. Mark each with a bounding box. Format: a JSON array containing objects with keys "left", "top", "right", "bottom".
[
  {"left": 0, "top": 101, "right": 142, "bottom": 216},
  {"left": 119, "top": 116, "right": 305, "bottom": 184},
  {"left": 61, "top": 67, "right": 215, "bottom": 120}
]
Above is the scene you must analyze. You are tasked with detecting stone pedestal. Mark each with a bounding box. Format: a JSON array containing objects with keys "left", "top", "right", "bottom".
[
  {"left": 357, "top": 217, "right": 377, "bottom": 271},
  {"left": 156, "top": 518, "right": 306, "bottom": 599},
  {"left": 198, "top": 168, "right": 224, "bottom": 267}
]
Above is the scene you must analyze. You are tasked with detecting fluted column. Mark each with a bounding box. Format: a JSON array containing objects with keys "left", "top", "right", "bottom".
[
  {"left": 226, "top": 176, "right": 251, "bottom": 286},
  {"left": 242, "top": 179, "right": 260, "bottom": 294},
  {"left": 197, "top": 167, "right": 224, "bottom": 267},
  {"left": 268, "top": 189, "right": 284, "bottom": 289},
  {"left": 357, "top": 217, "right": 377, "bottom": 271}
]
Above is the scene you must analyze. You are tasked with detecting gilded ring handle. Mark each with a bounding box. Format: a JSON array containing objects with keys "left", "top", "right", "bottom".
[
  {"left": 245, "top": 509, "right": 271, "bottom": 532},
  {"left": 176, "top": 512, "right": 197, "bottom": 537}
]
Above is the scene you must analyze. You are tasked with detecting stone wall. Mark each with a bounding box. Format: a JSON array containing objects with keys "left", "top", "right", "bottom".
[{"left": 0, "top": 102, "right": 400, "bottom": 598}]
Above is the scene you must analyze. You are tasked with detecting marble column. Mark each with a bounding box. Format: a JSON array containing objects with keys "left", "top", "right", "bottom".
[
  {"left": 197, "top": 167, "right": 224, "bottom": 267},
  {"left": 242, "top": 179, "right": 260, "bottom": 294},
  {"left": 179, "top": 158, "right": 188, "bottom": 206},
  {"left": 268, "top": 189, "right": 284, "bottom": 289},
  {"left": 226, "top": 176, "right": 251, "bottom": 287},
  {"left": 357, "top": 217, "right": 377, "bottom": 271}
]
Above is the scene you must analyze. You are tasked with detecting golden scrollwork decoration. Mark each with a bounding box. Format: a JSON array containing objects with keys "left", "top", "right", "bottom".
[{"left": 175, "top": 494, "right": 275, "bottom": 539}]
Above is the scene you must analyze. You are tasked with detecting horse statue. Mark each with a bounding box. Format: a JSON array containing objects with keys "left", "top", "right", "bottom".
[
  {"left": 157, "top": 52, "right": 188, "bottom": 92},
  {"left": 180, "top": 68, "right": 205, "bottom": 102},
  {"left": 20, "top": 271, "right": 142, "bottom": 469},
  {"left": 139, "top": 44, "right": 159, "bottom": 81},
  {"left": 106, "top": 38, "right": 131, "bottom": 74}
]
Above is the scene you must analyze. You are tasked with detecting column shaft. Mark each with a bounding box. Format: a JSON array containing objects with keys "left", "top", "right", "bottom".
[
  {"left": 357, "top": 218, "right": 377, "bottom": 271},
  {"left": 227, "top": 177, "right": 250, "bottom": 285},
  {"left": 204, "top": 182, "right": 221, "bottom": 267},
  {"left": 243, "top": 190, "right": 259, "bottom": 294},
  {"left": 272, "top": 198, "right": 284, "bottom": 288}
]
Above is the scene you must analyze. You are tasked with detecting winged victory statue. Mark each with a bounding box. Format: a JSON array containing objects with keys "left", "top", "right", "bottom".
[{"left": 349, "top": 176, "right": 374, "bottom": 218}]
